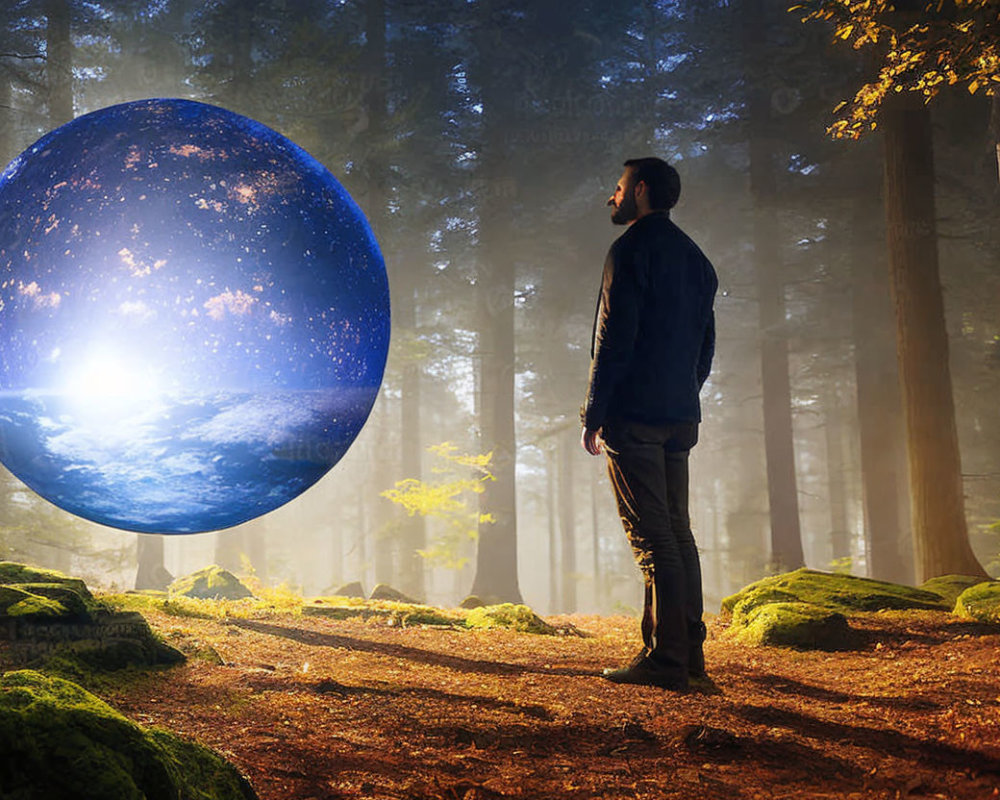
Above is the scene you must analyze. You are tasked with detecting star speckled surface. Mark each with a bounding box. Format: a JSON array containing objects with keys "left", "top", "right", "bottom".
[{"left": 0, "top": 98, "right": 389, "bottom": 533}]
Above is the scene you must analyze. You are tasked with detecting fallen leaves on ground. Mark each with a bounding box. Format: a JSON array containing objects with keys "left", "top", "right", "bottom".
[{"left": 100, "top": 607, "right": 1000, "bottom": 800}]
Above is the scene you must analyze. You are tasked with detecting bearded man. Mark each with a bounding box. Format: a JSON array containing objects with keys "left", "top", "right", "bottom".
[{"left": 581, "top": 157, "right": 718, "bottom": 691}]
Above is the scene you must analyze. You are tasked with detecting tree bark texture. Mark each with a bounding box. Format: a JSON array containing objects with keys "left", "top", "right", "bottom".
[
  {"left": 363, "top": 0, "right": 426, "bottom": 599},
  {"left": 468, "top": 1, "right": 522, "bottom": 604},
  {"left": 850, "top": 189, "right": 913, "bottom": 583},
  {"left": 547, "top": 447, "right": 558, "bottom": 612},
  {"left": 558, "top": 428, "right": 577, "bottom": 613},
  {"left": 881, "top": 93, "right": 987, "bottom": 581},
  {"left": 45, "top": 0, "right": 72, "bottom": 128},
  {"left": 823, "top": 396, "right": 850, "bottom": 565},
  {"left": 744, "top": 0, "right": 805, "bottom": 572},
  {"left": 135, "top": 534, "right": 171, "bottom": 591}
]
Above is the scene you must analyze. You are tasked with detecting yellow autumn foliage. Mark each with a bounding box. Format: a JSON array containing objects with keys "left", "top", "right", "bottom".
[{"left": 796, "top": 0, "right": 1000, "bottom": 138}]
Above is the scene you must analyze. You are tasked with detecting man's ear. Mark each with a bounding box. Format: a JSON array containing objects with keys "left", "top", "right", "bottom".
[{"left": 634, "top": 180, "right": 647, "bottom": 198}]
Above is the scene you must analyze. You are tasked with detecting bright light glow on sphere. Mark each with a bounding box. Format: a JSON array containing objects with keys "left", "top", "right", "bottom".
[{"left": 0, "top": 99, "right": 390, "bottom": 533}]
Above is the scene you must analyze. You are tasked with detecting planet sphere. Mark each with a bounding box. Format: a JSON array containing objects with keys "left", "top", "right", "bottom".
[{"left": 0, "top": 99, "right": 389, "bottom": 534}]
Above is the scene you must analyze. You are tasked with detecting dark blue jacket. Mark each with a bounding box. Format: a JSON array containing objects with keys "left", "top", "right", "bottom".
[{"left": 584, "top": 211, "right": 717, "bottom": 430}]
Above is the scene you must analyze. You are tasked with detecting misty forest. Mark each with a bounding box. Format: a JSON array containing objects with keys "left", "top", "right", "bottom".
[{"left": 1, "top": 1, "right": 1000, "bottom": 800}]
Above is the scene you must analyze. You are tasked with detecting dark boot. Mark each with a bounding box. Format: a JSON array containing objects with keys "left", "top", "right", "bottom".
[{"left": 603, "top": 656, "right": 688, "bottom": 691}]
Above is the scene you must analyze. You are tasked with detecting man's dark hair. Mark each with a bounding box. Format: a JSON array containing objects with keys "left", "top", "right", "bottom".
[{"left": 624, "top": 157, "right": 681, "bottom": 210}]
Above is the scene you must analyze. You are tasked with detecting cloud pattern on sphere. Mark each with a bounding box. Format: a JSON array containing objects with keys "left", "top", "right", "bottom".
[{"left": 0, "top": 99, "right": 390, "bottom": 533}]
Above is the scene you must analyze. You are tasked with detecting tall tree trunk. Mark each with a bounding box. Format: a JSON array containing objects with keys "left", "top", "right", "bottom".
[
  {"left": 850, "top": 186, "right": 913, "bottom": 583},
  {"left": 823, "top": 393, "right": 850, "bottom": 565},
  {"left": 43, "top": 0, "right": 74, "bottom": 574},
  {"left": 213, "top": 0, "right": 265, "bottom": 577},
  {"left": 558, "top": 428, "right": 576, "bottom": 612},
  {"left": 991, "top": 94, "right": 1000, "bottom": 186},
  {"left": 135, "top": 534, "right": 171, "bottom": 591},
  {"left": 744, "top": 0, "right": 804, "bottom": 572},
  {"left": 397, "top": 288, "right": 426, "bottom": 599},
  {"left": 45, "top": 0, "right": 72, "bottom": 128},
  {"left": 468, "top": 3, "right": 522, "bottom": 604},
  {"left": 881, "top": 93, "right": 987, "bottom": 581},
  {"left": 591, "top": 460, "right": 601, "bottom": 611},
  {"left": 213, "top": 531, "right": 242, "bottom": 573},
  {"left": 547, "top": 446, "right": 558, "bottom": 612},
  {"left": 372, "top": 396, "right": 395, "bottom": 586},
  {"left": 0, "top": 75, "right": 13, "bottom": 163}
]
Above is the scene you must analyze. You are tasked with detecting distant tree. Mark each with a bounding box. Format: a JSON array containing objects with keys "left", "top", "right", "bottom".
[
  {"left": 744, "top": 0, "right": 806, "bottom": 571},
  {"left": 800, "top": 0, "right": 991, "bottom": 580}
]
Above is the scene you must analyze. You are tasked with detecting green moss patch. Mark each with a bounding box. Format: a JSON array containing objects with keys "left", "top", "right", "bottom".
[
  {"left": 0, "top": 670, "right": 256, "bottom": 799},
  {"left": 722, "top": 568, "right": 948, "bottom": 616},
  {"left": 920, "top": 575, "right": 988, "bottom": 606},
  {"left": 464, "top": 604, "right": 557, "bottom": 635},
  {"left": 953, "top": 581, "right": 1000, "bottom": 624},
  {"left": 728, "top": 602, "right": 854, "bottom": 649},
  {"left": 0, "top": 585, "right": 67, "bottom": 621},
  {"left": 169, "top": 567, "right": 253, "bottom": 601},
  {"left": 0, "top": 562, "right": 92, "bottom": 600},
  {"left": 14, "top": 582, "right": 93, "bottom": 620},
  {"left": 303, "top": 596, "right": 462, "bottom": 627}
]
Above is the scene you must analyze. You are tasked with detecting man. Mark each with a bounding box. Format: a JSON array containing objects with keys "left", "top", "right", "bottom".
[{"left": 581, "top": 157, "right": 717, "bottom": 691}]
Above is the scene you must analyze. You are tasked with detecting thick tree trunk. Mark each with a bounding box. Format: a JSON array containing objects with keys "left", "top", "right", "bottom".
[
  {"left": 881, "top": 94, "right": 987, "bottom": 581},
  {"left": 213, "top": 531, "right": 243, "bottom": 573},
  {"left": 558, "top": 428, "right": 577, "bottom": 612},
  {"left": 468, "top": 3, "right": 522, "bottom": 604},
  {"left": 469, "top": 267, "right": 522, "bottom": 602},
  {"left": 135, "top": 534, "right": 172, "bottom": 591},
  {"left": 744, "top": 0, "right": 804, "bottom": 572},
  {"left": 850, "top": 191, "right": 913, "bottom": 583}
]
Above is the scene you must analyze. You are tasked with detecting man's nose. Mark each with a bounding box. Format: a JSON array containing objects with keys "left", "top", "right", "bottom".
[{"left": 607, "top": 196, "right": 615, "bottom": 206}]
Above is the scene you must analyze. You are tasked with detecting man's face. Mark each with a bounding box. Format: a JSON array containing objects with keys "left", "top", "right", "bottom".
[{"left": 608, "top": 168, "right": 638, "bottom": 225}]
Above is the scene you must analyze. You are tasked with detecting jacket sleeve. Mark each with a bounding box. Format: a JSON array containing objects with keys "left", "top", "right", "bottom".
[
  {"left": 583, "top": 240, "right": 641, "bottom": 431},
  {"left": 696, "top": 308, "right": 715, "bottom": 389}
]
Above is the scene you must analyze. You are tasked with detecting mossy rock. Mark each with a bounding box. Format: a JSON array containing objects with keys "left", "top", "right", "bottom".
[
  {"left": 0, "top": 562, "right": 93, "bottom": 600},
  {"left": 730, "top": 588, "right": 799, "bottom": 626},
  {"left": 369, "top": 583, "right": 418, "bottom": 604},
  {"left": 459, "top": 595, "right": 485, "bottom": 609},
  {"left": 728, "top": 602, "right": 854, "bottom": 649},
  {"left": 47, "top": 637, "right": 186, "bottom": 678},
  {"left": 169, "top": 567, "right": 253, "bottom": 601},
  {"left": 721, "top": 568, "right": 948, "bottom": 616},
  {"left": 920, "top": 575, "right": 988, "bottom": 606},
  {"left": 0, "top": 585, "right": 68, "bottom": 621},
  {"left": 303, "top": 597, "right": 461, "bottom": 628},
  {"left": 330, "top": 581, "right": 366, "bottom": 599},
  {"left": 464, "top": 604, "right": 557, "bottom": 635},
  {"left": 953, "top": 581, "right": 1000, "bottom": 624},
  {"left": 14, "top": 583, "right": 93, "bottom": 621},
  {"left": 0, "top": 670, "right": 257, "bottom": 800}
]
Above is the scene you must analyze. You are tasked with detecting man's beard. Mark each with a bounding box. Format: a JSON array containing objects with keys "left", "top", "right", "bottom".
[{"left": 611, "top": 190, "right": 638, "bottom": 225}]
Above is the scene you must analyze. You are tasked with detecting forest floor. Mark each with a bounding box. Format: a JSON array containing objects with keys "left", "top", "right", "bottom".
[{"left": 97, "top": 605, "right": 1000, "bottom": 800}]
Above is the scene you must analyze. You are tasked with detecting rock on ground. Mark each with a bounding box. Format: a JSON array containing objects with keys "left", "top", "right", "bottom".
[
  {"left": 169, "top": 566, "right": 253, "bottom": 600},
  {"left": 0, "top": 670, "right": 257, "bottom": 800}
]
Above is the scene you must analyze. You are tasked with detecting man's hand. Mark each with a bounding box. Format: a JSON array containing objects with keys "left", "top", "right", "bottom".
[{"left": 581, "top": 427, "right": 603, "bottom": 456}]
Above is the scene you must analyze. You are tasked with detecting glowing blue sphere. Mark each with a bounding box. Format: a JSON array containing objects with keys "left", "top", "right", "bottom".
[{"left": 0, "top": 99, "right": 389, "bottom": 533}]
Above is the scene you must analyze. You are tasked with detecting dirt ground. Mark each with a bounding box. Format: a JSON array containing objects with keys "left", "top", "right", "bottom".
[{"left": 100, "top": 607, "right": 1000, "bottom": 800}]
